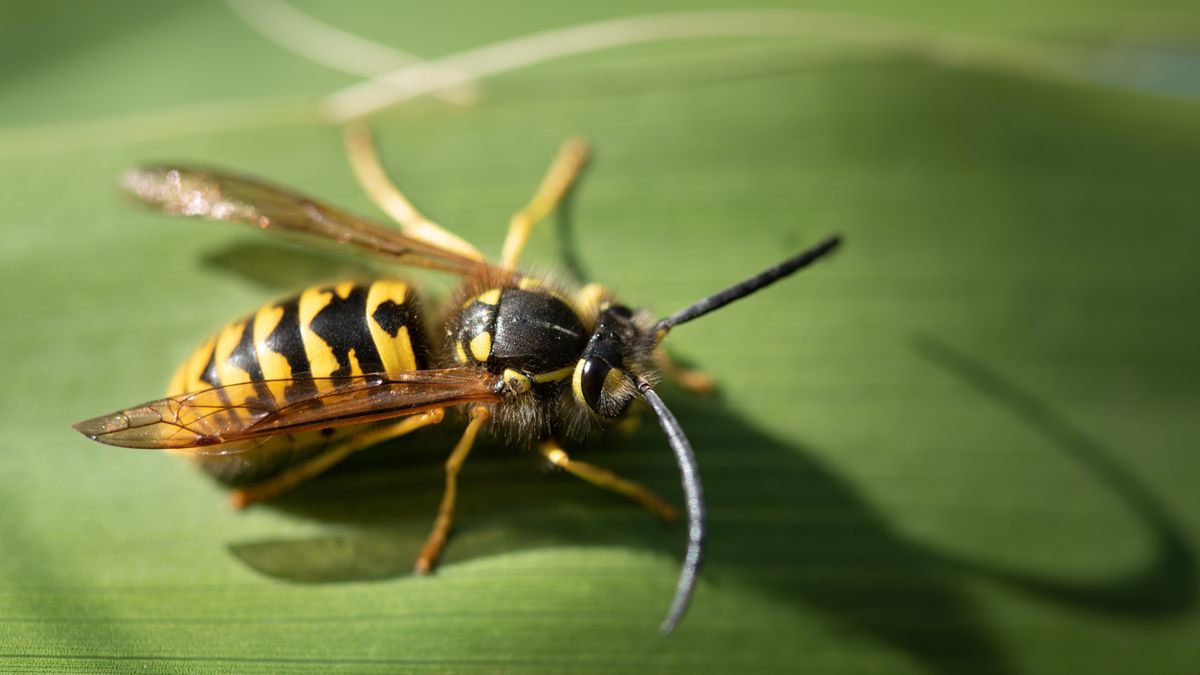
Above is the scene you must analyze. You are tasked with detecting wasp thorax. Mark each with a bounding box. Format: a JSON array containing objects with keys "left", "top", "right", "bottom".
[
  {"left": 572, "top": 304, "right": 649, "bottom": 417},
  {"left": 451, "top": 285, "right": 587, "bottom": 391}
]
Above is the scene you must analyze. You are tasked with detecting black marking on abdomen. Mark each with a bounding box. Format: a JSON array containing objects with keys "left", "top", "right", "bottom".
[
  {"left": 372, "top": 299, "right": 408, "bottom": 337},
  {"left": 227, "top": 319, "right": 265, "bottom": 381},
  {"left": 310, "top": 284, "right": 385, "bottom": 377},
  {"left": 264, "top": 298, "right": 317, "bottom": 402},
  {"left": 227, "top": 319, "right": 272, "bottom": 403},
  {"left": 199, "top": 342, "right": 221, "bottom": 388}
]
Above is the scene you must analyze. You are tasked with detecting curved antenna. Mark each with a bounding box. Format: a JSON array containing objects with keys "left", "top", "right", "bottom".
[
  {"left": 656, "top": 235, "right": 841, "bottom": 336},
  {"left": 637, "top": 379, "right": 706, "bottom": 635}
]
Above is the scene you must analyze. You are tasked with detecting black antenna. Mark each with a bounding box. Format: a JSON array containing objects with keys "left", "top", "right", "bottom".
[
  {"left": 656, "top": 235, "right": 841, "bottom": 334},
  {"left": 637, "top": 379, "right": 706, "bottom": 635}
]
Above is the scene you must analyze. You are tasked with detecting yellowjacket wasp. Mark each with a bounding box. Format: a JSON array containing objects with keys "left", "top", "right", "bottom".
[{"left": 74, "top": 127, "right": 841, "bottom": 633}]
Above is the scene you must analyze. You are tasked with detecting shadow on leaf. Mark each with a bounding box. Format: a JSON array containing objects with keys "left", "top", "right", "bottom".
[
  {"left": 225, "top": 340, "right": 1196, "bottom": 675},
  {"left": 915, "top": 337, "right": 1197, "bottom": 618},
  {"left": 230, "top": 387, "right": 1017, "bottom": 673}
]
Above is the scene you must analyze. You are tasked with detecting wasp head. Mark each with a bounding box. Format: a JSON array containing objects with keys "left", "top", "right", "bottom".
[{"left": 571, "top": 303, "right": 656, "bottom": 418}]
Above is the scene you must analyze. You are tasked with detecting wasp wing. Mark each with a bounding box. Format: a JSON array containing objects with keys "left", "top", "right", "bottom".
[
  {"left": 74, "top": 369, "right": 503, "bottom": 454},
  {"left": 122, "top": 166, "right": 488, "bottom": 276}
]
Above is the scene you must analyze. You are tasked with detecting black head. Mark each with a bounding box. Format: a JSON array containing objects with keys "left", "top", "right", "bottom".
[{"left": 570, "top": 303, "right": 654, "bottom": 418}]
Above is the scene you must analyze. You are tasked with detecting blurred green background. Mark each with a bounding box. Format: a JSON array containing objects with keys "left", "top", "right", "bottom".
[{"left": 2, "top": 1, "right": 1198, "bottom": 672}]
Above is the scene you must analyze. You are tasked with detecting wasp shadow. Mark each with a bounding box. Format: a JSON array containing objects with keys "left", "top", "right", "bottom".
[
  {"left": 227, "top": 340, "right": 1196, "bottom": 675},
  {"left": 231, "top": 387, "right": 1018, "bottom": 674},
  {"left": 914, "top": 337, "right": 1197, "bottom": 618}
]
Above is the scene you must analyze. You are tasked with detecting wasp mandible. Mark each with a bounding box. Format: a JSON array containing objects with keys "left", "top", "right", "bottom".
[{"left": 75, "top": 126, "right": 841, "bottom": 633}]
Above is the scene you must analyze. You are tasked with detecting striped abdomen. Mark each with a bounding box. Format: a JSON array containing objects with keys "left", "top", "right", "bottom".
[
  {"left": 168, "top": 280, "right": 430, "bottom": 484},
  {"left": 169, "top": 280, "right": 429, "bottom": 398}
]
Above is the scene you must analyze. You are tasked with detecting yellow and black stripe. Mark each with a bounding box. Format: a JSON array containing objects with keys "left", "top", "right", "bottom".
[{"left": 168, "top": 280, "right": 429, "bottom": 402}]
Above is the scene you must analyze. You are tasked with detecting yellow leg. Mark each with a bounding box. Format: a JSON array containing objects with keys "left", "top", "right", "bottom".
[
  {"left": 343, "top": 123, "right": 485, "bottom": 261},
  {"left": 654, "top": 348, "right": 716, "bottom": 396},
  {"left": 414, "top": 406, "right": 491, "bottom": 574},
  {"left": 500, "top": 138, "right": 590, "bottom": 269},
  {"left": 539, "top": 439, "right": 678, "bottom": 523},
  {"left": 230, "top": 409, "right": 445, "bottom": 509}
]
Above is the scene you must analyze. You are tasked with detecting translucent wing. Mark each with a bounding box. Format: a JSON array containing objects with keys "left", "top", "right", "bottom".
[
  {"left": 74, "top": 369, "right": 504, "bottom": 454},
  {"left": 122, "top": 166, "right": 488, "bottom": 276}
]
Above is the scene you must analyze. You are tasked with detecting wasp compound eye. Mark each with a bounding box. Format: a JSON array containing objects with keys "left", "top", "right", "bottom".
[
  {"left": 573, "top": 357, "right": 626, "bottom": 416},
  {"left": 574, "top": 357, "right": 608, "bottom": 413}
]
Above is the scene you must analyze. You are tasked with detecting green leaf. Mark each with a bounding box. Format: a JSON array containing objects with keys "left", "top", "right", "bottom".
[{"left": 2, "top": 2, "right": 1198, "bottom": 673}]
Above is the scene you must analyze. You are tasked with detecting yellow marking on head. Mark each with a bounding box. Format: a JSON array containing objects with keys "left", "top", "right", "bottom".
[
  {"left": 253, "top": 304, "right": 291, "bottom": 402},
  {"left": 517, "top": 277, "right": 545, "bottom": 291},
  {"left": 572, "top": 359, "right": 586, "bottom": 405},
  {"left": 333, "top": 281, "right": 356, "bottom": 299},
  {"left": 532, "top": 366, "right": 575, "bottom": 383},
  {"left": 299, "top": 286, "right": 340, "bottom": 386},
  {"left": 502, "top": 368, "right": 532, "bottom": 395},
  {"left": 366, "top": 281, "right": 418, "bottom": 373},
  {"left": 469, "top": 332, "right": 492, "bottom": 362},
  {"left": 603, "top": 367, "right": 625, "bottom": 395},
  {"left": 454, "top": 340, "right": 468, "bottom": 365}
]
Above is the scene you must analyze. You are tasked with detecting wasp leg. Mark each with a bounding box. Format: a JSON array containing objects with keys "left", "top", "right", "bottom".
[
  {"left": 344, "top": 123, "right": 485, "bottom": 261},
  {"left": 414, "top": 405, "right": 491, "bottom": 574},
  {"left": 654, "top": 348, "right": 716, "bottom": 396},
  {"left": 230, "top": 409, "right": 445, "bottom": 509},
  {"left": 539, "top": 439, "right": 678, "bottom": 523},
  {"left": 500, "top": 138, "right": 590, "bottom": 269}
]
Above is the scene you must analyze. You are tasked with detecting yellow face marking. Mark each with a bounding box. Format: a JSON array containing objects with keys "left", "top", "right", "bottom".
[
  {"left": 571, "top": 360, "right": 586, "bottom": 405},
  {"left": 469, "top": 332, "right": 492, "bottom": 363},
  {"left": 502, "top": 368, "right": 532, "bottom": 395},
  {"left": 532, "top": 366, "right": 575, "bottom": 383},
  {"left": 253, "top": 304, "right": 291, "bottom": 402},
  {"left": 463, "top": 288, "right": 502, "bottom": 309},
  {"left": 454, "top": 341, "right": 468, "bottom": 365},
  {"left": 298, "top": 286, "right": 340, "bottom": 385},
  {"left": 366, "top": 280, "right": 417, "bottom": 373},
  {"left": 603, "top": 367, "right": 626, "bottom": 395}
]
